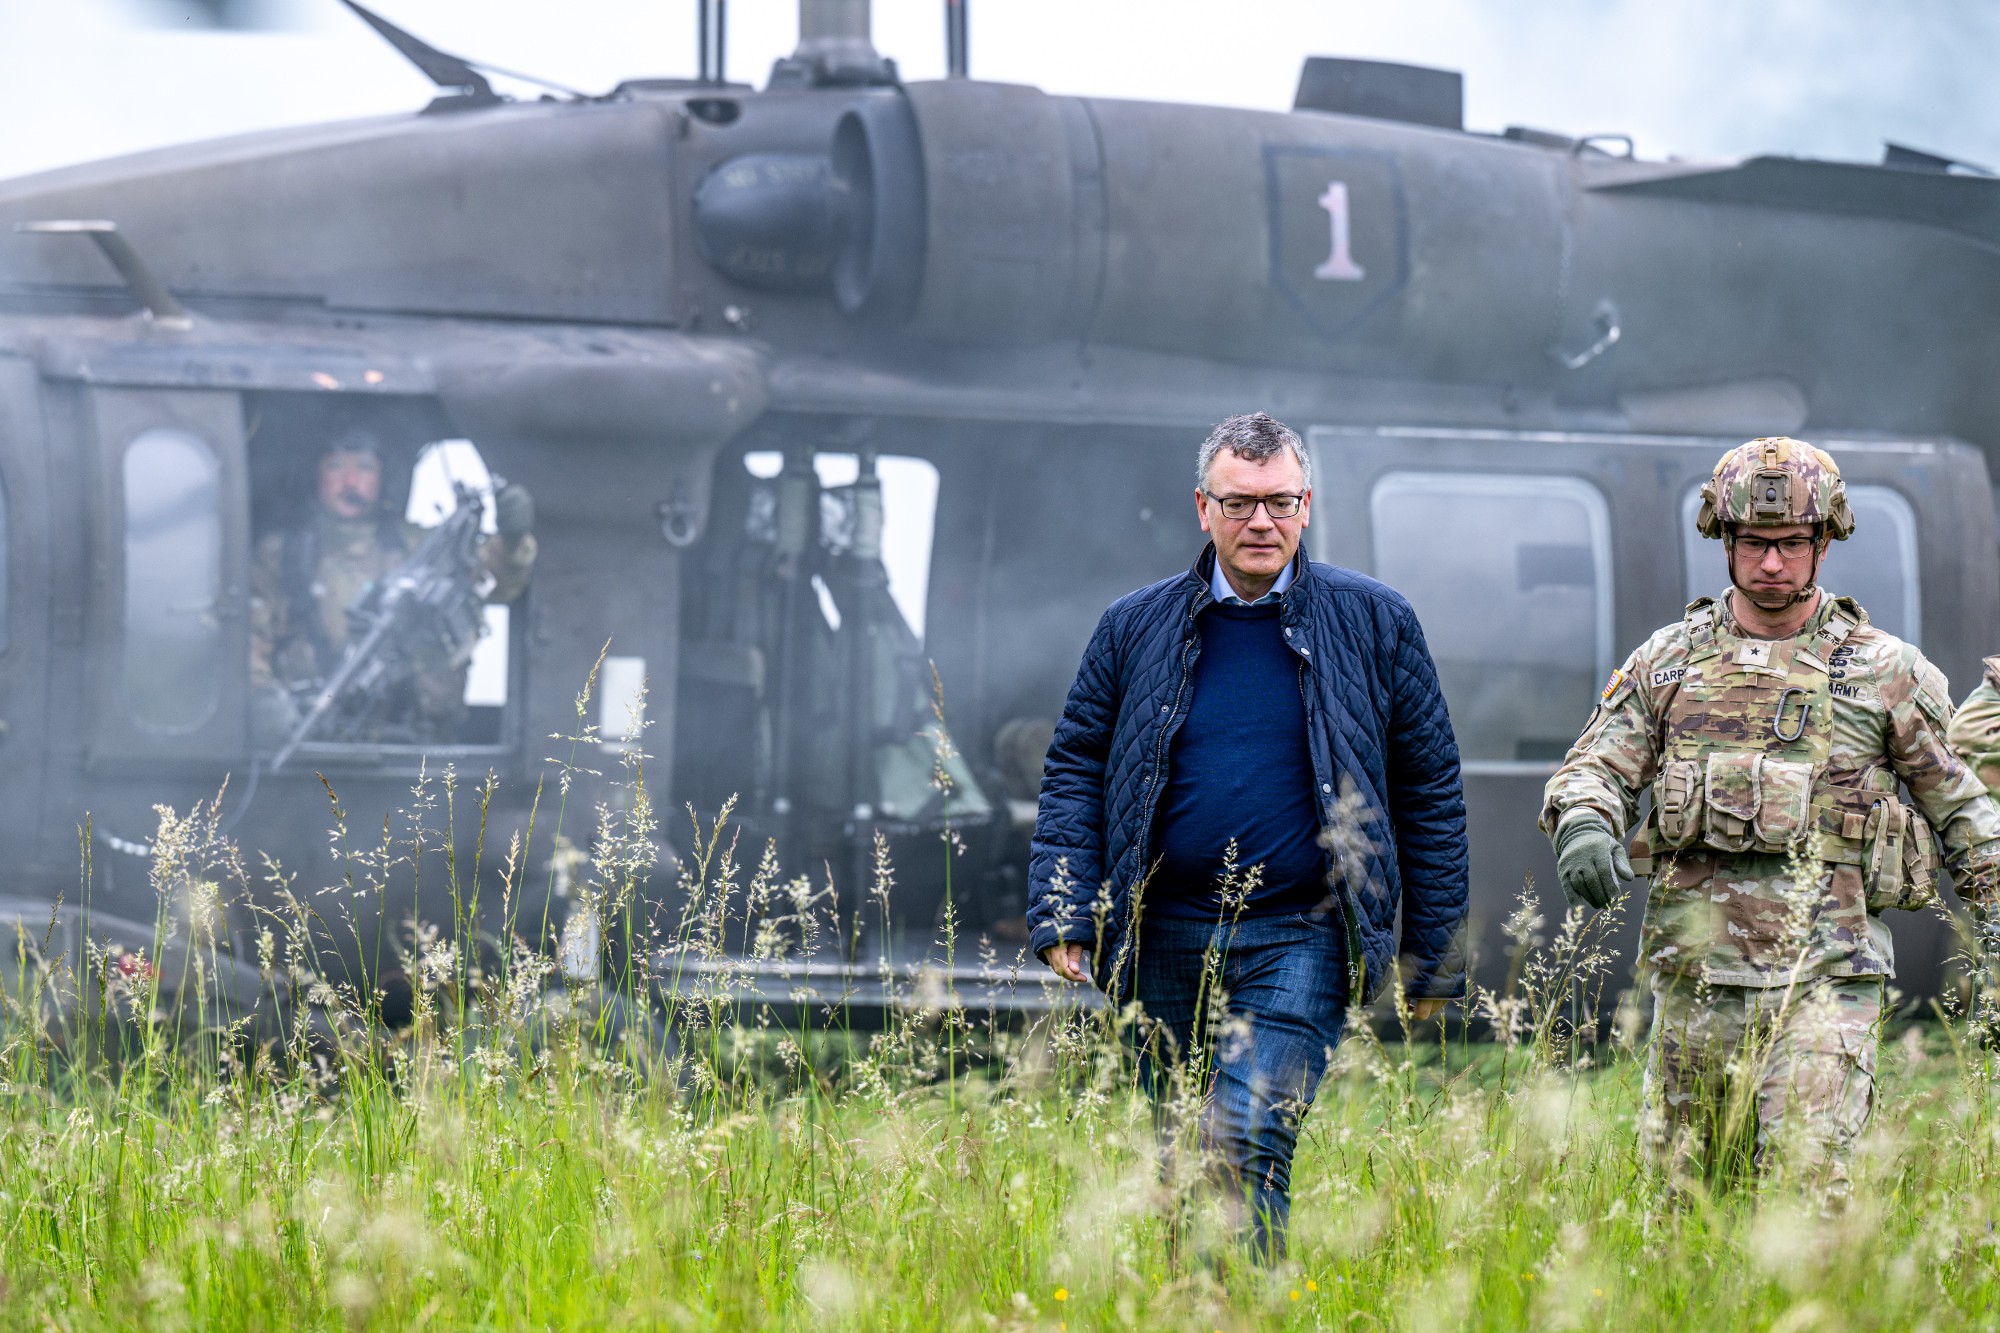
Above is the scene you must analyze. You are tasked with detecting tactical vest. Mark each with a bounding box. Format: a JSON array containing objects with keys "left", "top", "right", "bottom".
[{"left": 1634, "top": 596, "right": 1939, "bottom": 912}]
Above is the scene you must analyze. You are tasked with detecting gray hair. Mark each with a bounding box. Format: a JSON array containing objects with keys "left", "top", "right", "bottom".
[{"left": 1196, "top": 413, "right": 1312, "bottom": 490}]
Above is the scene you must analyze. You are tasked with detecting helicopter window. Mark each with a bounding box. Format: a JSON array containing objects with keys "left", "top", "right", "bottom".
[
  {"left": 598, "top": 655, "right": 647, "bottom": 744},
  {"left": 742, "top": 451, "right": 939, "bottom": 640},
  {"left": 1370, "top": 472, "right": 1613, "bottom": 769},
  {"left": 675, "top": 446, "right": 986, "bottom": 825},
  {"left": 1679, "top": 483, "right": 1921, "bottom": 644},
  {"left": 407, "top": 439, "right": 511, "bottom": 711},
  {"left": 122, "top": 427, "right": 224, "bottom": 735}
]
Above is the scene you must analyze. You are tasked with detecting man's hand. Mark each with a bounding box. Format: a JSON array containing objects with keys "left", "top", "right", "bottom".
[
  {"left": 1553, "top": 814, "right": 1631, "bottom": 911},
  {"left": 1410, "top": 998, "right": 1445, "bottom": 1022},
  {"left": 1041, "top": 942, "right": 1090, "bottom": 984}
]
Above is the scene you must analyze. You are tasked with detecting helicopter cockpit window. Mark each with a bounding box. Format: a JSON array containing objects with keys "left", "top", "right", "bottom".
[
  {"left": 676, "top": 448, "right": 988, "bottom": 828},
  {"left": 124, "top": 428, "right": 224, "bottom": 735},
  {"left": 1370, "top": 471, "right": 1613, "bottom": 769},
  {"left": 1679, "top": 482, "right": 1921, "bottom": 644}
]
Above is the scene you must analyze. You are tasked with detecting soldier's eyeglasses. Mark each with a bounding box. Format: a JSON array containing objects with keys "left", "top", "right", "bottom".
[
  {"left": 1731, "top": 534, "right": 1816, "bottom": 560},
  {"left": 1204, "top": 491, "right": 1305, "bottom": 520}
]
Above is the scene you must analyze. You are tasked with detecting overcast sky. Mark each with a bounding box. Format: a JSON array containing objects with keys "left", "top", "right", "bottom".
[{"left": 3, "top": 0, "right": 1998, "bottom": 181}]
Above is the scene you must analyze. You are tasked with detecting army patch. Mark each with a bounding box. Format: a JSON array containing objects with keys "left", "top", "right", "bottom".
[
  {"left": 1601, "top": 669, "right": 1627, "bottom": 700},
  {"left": 1651, "top": 667, "right": 1686, "bottom": 687},
  {"left": 1914, "top": 671, "right": 1953, "bottom": 726}
]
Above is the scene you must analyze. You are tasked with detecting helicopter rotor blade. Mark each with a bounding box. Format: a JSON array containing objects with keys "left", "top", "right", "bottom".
[{"left": 336, "top": 0, "right": 496, "bottom": 101}]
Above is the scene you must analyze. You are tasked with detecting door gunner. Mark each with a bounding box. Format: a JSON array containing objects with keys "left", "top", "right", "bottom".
[{"left": 248, "top": 427, "right": 538, "bottom": 746}]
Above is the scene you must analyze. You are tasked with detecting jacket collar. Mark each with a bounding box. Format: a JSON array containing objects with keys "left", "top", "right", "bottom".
[{"left": 1188, "top": 543, "right": 1311, "bottom": 621}]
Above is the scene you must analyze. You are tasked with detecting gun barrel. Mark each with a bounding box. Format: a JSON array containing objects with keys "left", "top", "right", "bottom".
[{"left": 268, "top": 614, "right": 398, "bottom": 773}]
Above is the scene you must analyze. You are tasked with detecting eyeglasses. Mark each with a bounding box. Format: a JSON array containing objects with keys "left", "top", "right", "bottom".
[
  {"left": 1731, "top": 534, "right": 1817, "bottom": 560},
  {"left": 1204, "top": 491, "right": 1305, "bottom": 520}
]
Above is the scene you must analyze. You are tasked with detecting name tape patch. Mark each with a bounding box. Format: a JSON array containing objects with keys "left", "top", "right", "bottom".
[{"left": 1650, "top": 667, "right": 1686, "bottom": 687}]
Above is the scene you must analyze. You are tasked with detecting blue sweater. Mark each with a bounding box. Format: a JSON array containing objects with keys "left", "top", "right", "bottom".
[{"left": 1152, "top": 601, "right": 1327, "bottom": 919}]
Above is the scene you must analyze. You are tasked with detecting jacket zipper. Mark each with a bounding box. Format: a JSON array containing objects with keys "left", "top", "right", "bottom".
[
  {"left": 1132, "top": 596, "right": 1203, "bottom": 874},
  {"left": 1295, "top": 634, "right": 1368, "bottom": 1003}
]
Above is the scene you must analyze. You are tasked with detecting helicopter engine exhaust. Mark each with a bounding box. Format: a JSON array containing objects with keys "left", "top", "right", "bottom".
[
  {"left": 696, "top": 80, "right": 1087, "bottom": 342},
  {"left": 830, "top": 97, "right": 925, "bottom": 320}
]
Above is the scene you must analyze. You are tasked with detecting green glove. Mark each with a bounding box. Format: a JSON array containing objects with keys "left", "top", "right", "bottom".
[{"left": 1553, "top": 814, "right": 1632, "bottom": 911}]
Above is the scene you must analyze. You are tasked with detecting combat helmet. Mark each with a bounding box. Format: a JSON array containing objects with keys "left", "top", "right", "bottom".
[{"left": 1693, "top": 436, "right": 1856, "bottom": 540}]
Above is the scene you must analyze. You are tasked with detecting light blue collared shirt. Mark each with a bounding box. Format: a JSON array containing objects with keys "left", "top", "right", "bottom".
[{"left": 1209, "top": 558, "right": 1296, "bottom": 607}]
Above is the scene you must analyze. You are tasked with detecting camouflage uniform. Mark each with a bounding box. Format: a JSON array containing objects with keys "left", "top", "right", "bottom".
[
  {"left": 1543, "top": 438, "right": 2000, "bottom": 1188},
  {"left": 249, "top": 511, "right": 535, "bottom": 720},
  {"left": 1947, "top": 657, "right": 2000, "bottom": 797},
  {"left": 1643, "top": 972, "right": 1880, "bottom": 1190}
]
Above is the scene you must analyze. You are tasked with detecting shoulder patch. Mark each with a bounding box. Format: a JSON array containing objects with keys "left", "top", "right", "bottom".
[
  {"left": 1912, "top": 657, "right": 1954, "bottom": 726},
  {"left": 1601, "top": 668, "right": 1627, "bottom": 701}
]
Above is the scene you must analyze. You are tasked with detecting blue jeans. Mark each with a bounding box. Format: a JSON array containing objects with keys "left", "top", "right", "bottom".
[{"left": 1130, "top": 909, "right": 1350, "bottom": 1261}]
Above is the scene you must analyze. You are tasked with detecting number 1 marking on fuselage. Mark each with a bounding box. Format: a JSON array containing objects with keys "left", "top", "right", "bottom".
[{"left": 1314, "top": 181, "right": 1365, "bottom": 282}]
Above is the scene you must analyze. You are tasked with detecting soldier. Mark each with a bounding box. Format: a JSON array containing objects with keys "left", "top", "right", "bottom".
[
  {"left": 1541, "top": 437, "right": 2000, "bottom": 1192},
  {"left": 249, "top": 427, "right": 537, "bottom": 747}
]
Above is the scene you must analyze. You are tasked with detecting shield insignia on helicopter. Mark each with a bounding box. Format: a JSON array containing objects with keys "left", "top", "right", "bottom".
[{"left": 1264, "top": 145, "right": 1409, "bottom": 344}]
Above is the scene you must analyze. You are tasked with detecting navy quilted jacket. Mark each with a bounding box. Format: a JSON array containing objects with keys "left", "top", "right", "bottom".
[{"left": 1026, "top": 545, "right": 1469, "bottom": 1004}]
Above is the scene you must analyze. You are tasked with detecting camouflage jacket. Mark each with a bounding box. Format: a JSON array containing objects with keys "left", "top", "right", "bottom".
[
  {"left": 1948, "top": 657, "right": 2000, "bottom": 797},
  {"left": 1542, "top": 591, "right": 2000, "bottom": 985}
]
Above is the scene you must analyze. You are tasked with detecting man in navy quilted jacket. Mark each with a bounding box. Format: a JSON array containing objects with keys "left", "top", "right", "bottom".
[{"left": 1027, "top": 412, "right": 1468, "bottom": 1260}]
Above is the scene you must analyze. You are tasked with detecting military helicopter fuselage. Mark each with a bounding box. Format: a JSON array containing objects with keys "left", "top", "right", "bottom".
[{"left": 2, "top": 3, "right": 1997, "bottom": 1000}]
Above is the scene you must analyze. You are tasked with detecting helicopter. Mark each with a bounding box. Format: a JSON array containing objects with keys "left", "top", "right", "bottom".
[{"left": 0, "top": 0, "right": 1997, "bottom": 1010}]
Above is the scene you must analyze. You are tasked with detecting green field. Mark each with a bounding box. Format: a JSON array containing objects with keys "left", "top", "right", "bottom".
[
  {"left": 6, "top": 966, "right": 1999, "bottom": 1330},
  {"left": 5, "top": 708, "right": 2000, "bottom": 1330}
]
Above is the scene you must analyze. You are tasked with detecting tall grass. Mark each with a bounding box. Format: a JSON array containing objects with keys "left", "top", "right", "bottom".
[{"left": 2, "top": 673, "right": 1999, "bottom": 1329}]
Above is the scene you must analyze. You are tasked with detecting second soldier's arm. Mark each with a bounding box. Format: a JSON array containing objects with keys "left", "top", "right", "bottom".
[
  {"left": 1947, "top": 670, "right": 2000, "bottom": 799},
  {"left": 1884, "top": 650, "right": 2000, "bottom": 908}
]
